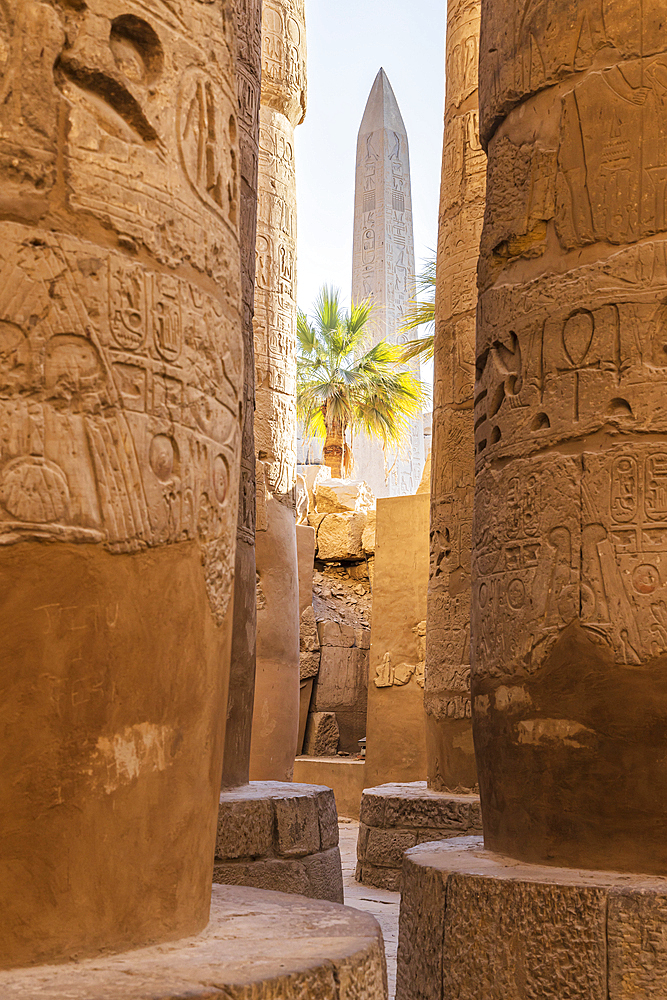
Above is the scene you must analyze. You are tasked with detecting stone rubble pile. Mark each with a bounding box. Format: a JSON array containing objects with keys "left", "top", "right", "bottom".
[{"left": 297, "top": 467, "right": 375, "bottom": 759}]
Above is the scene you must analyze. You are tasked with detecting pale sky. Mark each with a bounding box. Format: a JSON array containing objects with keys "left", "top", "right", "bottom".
[{"left": 295, "top": 0, "right": 447, "bottom": 316}]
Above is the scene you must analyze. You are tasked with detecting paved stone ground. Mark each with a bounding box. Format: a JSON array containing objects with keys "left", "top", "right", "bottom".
[{"left": 339, "top": 818, "right": 400, "bottom": 999}]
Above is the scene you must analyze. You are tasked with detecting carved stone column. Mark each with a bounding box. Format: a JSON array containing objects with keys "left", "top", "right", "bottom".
[
  {"left": 0, "top": 0, "right": 242, "bottom": 969},
  {"left": 397, "top": 4, "right": 667, "bottom": 998},
  {"left": 222, "top": 0, "right": 262, "bottom": 790},
  {"left": 250, "top": 0, "right": 306, "bottom": 781},
  {"left": 425, "top": 0, "right": 485, "bottom": 793},
  {"left": 473, "top": 0, "right": 667, "bottom": 876}
]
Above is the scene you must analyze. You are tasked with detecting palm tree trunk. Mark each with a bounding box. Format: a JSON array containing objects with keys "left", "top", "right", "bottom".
[{"left": 323, "top": 424, "right": 344, "bottom": 479}]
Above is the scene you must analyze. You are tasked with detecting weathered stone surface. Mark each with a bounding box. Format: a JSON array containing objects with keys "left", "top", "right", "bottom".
[
  {"left": 473, "top": 0, "right": 667, "bottom": 875},
  {"left": 318, "top": 621, "right": 356, "bottom": 648},
  {"left": 317, "top": 789, "right": 341, "bottom": 851},
  {"left": 302, "top": 605, "right": 322, "bottom": 652},
  {"left": 357, "top": 864, "right": 403, "bottom": 893},
  {"left": 425, "top": 0, "right": 483, "bottom": 795},
  {"left": 250, "top": 0, "right": 307, "bottom": 783},
  {"left": 215, "top": 783, "right": 344, "bottom": 904},
  {"left": 304, "top": 712, "right": 340, "bottom": 757},
  {"left": 0, "top": 0, "right": 243, "bottom": 969},
  {"left": 315, "top": 479, "right": 375, "bottom": 515},
  {"left": 351, "top": 70, "right": 424, "bottom": 498},
  {"left": 300, "top": 651, "right": 321, "bottom": 680},
  {"left": 216, "top": 793, "right": 274, "bottom": 860},
  {"left": 302, "top": 847, "right": 345, "bottom": 904},
  {"left": 299, "top": 677, "right": 314, "bottom": 754},
  {"left": 313, "top": 646, "right": 368, "bottom": 754},
  {"left": 275, "top": 791, "right": 321, "bottom": 858},
  {"left": 299, "top": 465, "right": 332, "bottom": 514},
  {"left": 316, "top": 512, "right": 367, "bottom": 561},
  {"left": 365, "top": 496, "right": 429, "bottom": 788},
  {"left": 251, "top": 497, "right": 300, "bottom": 781},
  {"left": 223, "top": 0, "right": 263, "bottom": 791},
  {"left": 365, "top": 829, "right": 418, "bottom": 868},
  {"left": 356, "top": 784, "right": 481, "bottom": 889},
  {"left": 0, "top": 886, "right": 387, "bottom": 998},
  {"left": 397, "top": 838, "right": 667, "bottom": 1000},
  {"left": 362, "top": 511, "right": 377, "bottom": 555}
]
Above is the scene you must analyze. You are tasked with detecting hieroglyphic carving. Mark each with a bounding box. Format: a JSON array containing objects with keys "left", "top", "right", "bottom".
[
  {"left": 350, "top": 69, "right": 424, "bottom": 498},
  {"left": 474, "top": 0, "right": 667, "bottom": 871},
  {"left": 0, "top": 0, "right": 243, "bottom": 624},
  {"left": 425, "top": 0, "right": 484, "bottom": 790},
  {"left": 253, "top": 0, "right": 305, "bottom": 505}
]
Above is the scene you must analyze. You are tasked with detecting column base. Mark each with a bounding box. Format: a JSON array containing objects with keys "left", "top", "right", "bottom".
[
  {"left": 397, "top": 835, "right": 667, "bottom": 1000},
  {"left": 0, "top": 884, "right": 387, "bottom": 998},
  {"left": 356, "top": 783, "right": 481, "bottom": 890},
  {"left": 215, "top": 781, "right": 343, "bottom": 903}
]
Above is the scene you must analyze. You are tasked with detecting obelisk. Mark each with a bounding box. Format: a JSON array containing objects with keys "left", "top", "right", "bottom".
[{"left": 351, "top": 69, "right": 424, "bottom": 498}]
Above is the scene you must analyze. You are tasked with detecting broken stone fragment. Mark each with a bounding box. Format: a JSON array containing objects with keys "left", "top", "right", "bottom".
[
  {"left": 362, "top": 511, "right": 376, "bottom": 555},
  {"left": 317, "top": 512, "right": 367, "bottom": 561},
  {"left": 314, "top": 478, "right": 376, "bottom": 514},
  {"left": 300, "top": 605, "right": 320, "bottom": 652},
  {"left": 304, "top": 712, "right": 340, "bottom": 756},
  {"left": 300, "top": 651, "right": 321, "bottom": 680}
]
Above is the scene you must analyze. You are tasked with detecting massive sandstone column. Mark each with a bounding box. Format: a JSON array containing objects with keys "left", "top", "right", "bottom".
[
  {"left": 473, "top": 0, "right": 667, "bottom": 874},
  {"left": 250, "top": 0, "right": 306, "bottom": 780},
  {"left": 397, "top": 7, "right": 667, "bottom": 1000},
  {"left": 222, "top": 0, "right": 262, "bottom": 790},
  {"left": 425, "top": 0, "right": 485, "bottom": 792},
  {"left": 0, "top": 0, "right": 242, "bottom": 969}
]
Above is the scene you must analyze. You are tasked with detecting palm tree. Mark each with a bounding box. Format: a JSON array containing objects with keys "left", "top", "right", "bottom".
[
  {"left": 297, "top": 286, "right": 427, "bottom": 479},
  {"left": 398, "top": 254, "right": 436, "bottom": 363}
]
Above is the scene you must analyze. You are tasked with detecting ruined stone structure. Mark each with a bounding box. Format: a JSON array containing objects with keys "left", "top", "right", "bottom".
[
  {"left": 250, "top": 0, "right": 306, "bottom": 781},
  {"left": 223, "top": 0, "right": 263, "bottom": 790},
  {"left": 425, "top": 0, "right": 484, "bottom": 794},
  {"left": 351, "top": 69, "right": 424, "bottom": 499},
  {"left": 397, "top": 1, "right": 667, "bottom": 996}
]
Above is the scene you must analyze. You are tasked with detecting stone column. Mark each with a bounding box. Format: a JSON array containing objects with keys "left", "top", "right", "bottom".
[
  {"left": 425, "top": 0, "right": 485, "bottom": 793},
  {"left": 222, "top": 0, "right": 262, "bottom": 790},
  {"left": 397, "top": 4, "right": 667, "bottom": 998},
  {"left": 250, "top": 0, "right": 306, "bottom": 781},
  {"left": 0, "top": 0, "right": 242, "bottom": 969},
  {"left": 473, "top": 0, "right": 667, "bottom": 875}
]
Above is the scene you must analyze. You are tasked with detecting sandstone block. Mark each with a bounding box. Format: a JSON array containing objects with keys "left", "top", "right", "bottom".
[
  {"left": 315, "top": 479, "right": 375, "bottom": 514},
  {"left": 300, "top": 652, "right": 321, "bottom": 680},
  {"left": 298, "top": 464, "right": 331, "bottom": 514},
  {"left": 359, "top": 794, "right": 387, "bottom": 829},
  {"left": 357, "top": 823, "right": 370, "bottom": 861},
  {"left": 302, "top": 847, "right": 345, "bottom": 904},
  {"left": 316, "top": 789, "right": 340, "bottom": 850},
  {"left": 216, "top": 793, "right": 273, "bottom": 860},
  {"left": 213, "top": 857, "right": 309, "bottom": 896},
  {"left": 358, "top": 863, "right": 402, "bottom": 893},
  {"left": 318, "top": 620, "right": 356, "bottom": 648},
  {"left": 317, "top": 513, "right": 366, "bottom": 561},
  {"left": 304, "top": 712, "right": 340, "bottom": 757},
  {"left": 300, "top": 604, "right": 321, "bottom": 652},
  {"left": 274, "top": 791, "right": 321, "bottom": 857},
  {"left": 364, "top": 828, "right": 418, "bottom": 868},
  {"left": 355, "top": 627, "right": 371, "bottom": 650},
  {"left": 362, "top": 512, "right": 376, "bottom": 554}
]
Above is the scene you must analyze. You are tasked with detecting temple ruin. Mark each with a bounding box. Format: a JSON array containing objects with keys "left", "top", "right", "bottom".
[{"left": 3, "top": 0, "right": 667, "bottom": 997}]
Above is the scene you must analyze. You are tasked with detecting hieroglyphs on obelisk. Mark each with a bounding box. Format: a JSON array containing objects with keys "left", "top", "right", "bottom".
[
  {"left": 425, "top": 0, "right": 485, "bottom": 792},
  {"left": 250, "top": 0, "right": 307, "bottom": 780},
  {"left": 0, "top": 0, "right": 242, "bottom": 968},
  {"left": 223, "top": 0, "right": 263, "bottom": 790},
  {"left": 474, "top": 0, "right": 667, "bottom": 874},
  {"left": 351, "top": 69, "right": 424, "bottom": 499}
]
